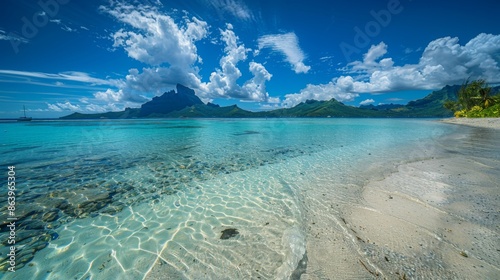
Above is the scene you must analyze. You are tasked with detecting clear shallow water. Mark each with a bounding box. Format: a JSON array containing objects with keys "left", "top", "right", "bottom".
[{"left": 0, "top": 118, "right": 458, "bottom": 279}]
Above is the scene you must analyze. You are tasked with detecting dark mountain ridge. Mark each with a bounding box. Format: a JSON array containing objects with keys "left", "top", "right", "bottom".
[
  {"left": 60, "top": 84, "right": 500, "bottom": 119},
  {"left": 138, "top": 84, "right": 203, "bottom": 117}
]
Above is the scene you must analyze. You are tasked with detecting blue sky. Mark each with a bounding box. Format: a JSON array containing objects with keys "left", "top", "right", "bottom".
[{"left": 0, "top": 0, "right": 499, "bottom": 118}]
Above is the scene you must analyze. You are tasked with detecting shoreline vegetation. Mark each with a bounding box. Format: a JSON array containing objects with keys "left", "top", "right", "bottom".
[{"left": 444, "top": 79, "right": 500, "bottom": 118}]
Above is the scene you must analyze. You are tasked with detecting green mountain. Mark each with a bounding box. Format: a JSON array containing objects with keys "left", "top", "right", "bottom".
[
  {"left": 257, "top": 85, "right": 472, "bottom": 118},
  {"left": 259, "top": 99, "right": 389, "bottom": 117},
  {"left": 390, "top": 85, "right": 461, "bottom": 117},
  {"left": 60, "top": 84, "right": 499, "bottom": 119},
  {"left": 167, "top": 103, "right": 255, "bottom": 118},
  {"left": 61, "top": 107, "right": 140, "bottom": 119}
]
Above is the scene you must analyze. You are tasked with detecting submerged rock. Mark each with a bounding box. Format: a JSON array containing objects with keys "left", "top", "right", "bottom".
[{"left": 220, "top": 228, "right": 239, "bottom": 240}]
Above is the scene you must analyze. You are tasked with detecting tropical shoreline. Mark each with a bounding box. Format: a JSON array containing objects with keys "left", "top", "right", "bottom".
[
  {"left": 2, "top": 119, "right": 497, "bottom": 279},
  {"left": 439, "top": 117, "right": 500, "bottom": 129},
  {"left": 333, "top": 120, "right": 500, "bottom": 279}
]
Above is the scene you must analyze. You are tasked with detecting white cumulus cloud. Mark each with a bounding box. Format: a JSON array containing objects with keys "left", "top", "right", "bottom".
[
  {"left": 94, "top": 89, "right": 122, "bottom": 102},
  {"left": 359, "top": 99, "right": 375, "bottom": 106},
  {"left": 258, "top": 32, "right": 311, "bottom": 74},
  {"left": 47, "top": 98, "right": 139, "bottom": 114},
  {"left": 283, "top": 77, "right": 359, "bottom": 107},
  {"left": 97, "top": 1, "right": 215, "bottom": 104},
  {"left": 242, "top": 61, "right": 273, "bottom": 101},
  {"left": 94, "top": 88, "right": 148, "bottom": 104},
  {"left": 101, "top": 2, "right": 208, "bottom": 68},
  {"left": 93, "top": 2, "right": 278, "bottom": 105},
  {"left": 84, "top": 103, "right": 122, "bottom": 113},
  {"left": 47, "top": 102, "right": 81, "bottom": 112},
  {"left": 284, "top": 33, "right": 500, "bottom": 107},
  {"left": 124, "top": 67, "right": 201, "bottom": 95},
  {"left": 198, "top": 25, "right": 273, "bottom": 101}
]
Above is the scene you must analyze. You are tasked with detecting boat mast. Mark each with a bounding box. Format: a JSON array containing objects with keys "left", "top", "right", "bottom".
[{"left": 23, "top": 105, "right": 27, "bottom": 118}]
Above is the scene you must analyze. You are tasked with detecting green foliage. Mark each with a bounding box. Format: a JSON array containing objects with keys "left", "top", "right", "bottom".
[
  {"left": 444, "top": 79, "right": 499, "bottom": 118},
  {"left": 458, "top": 79, "right": 495, "bottom": 109},
  {"left": 466, "top": 103, "right": 500, "bottom": 118},
  {"left": 444, "top": 100, "right": 459, "bottom": 112}
]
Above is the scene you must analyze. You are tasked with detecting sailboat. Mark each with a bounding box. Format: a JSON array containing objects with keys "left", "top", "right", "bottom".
[{"left": 17, "top": 105, "right": 32, "bottom": 121}]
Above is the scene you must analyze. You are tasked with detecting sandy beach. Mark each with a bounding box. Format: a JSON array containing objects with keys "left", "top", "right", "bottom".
[
  {"left": 440, "top": 117, "right": 500, "bottom": 130},
  {"left": 300, "top": 118, "right": 500, "bottom": 279},
  {"left": 347, "top": 118, "right": 500, "bottom": 279},
  {"left": 345, "top": 157, "right": 499, "bottom": 279}
]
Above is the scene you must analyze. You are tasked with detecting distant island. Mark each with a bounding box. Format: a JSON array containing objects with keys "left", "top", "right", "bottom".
[{"left": 60, "top": 83, "right": 500, "bottom": 119}]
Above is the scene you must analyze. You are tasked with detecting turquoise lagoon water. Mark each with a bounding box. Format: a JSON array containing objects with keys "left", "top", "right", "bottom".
[{"left": 0, "top": 118, "right": 458, "bottom": 279}]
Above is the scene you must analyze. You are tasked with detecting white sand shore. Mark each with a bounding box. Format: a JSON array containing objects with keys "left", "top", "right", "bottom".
[
  {"left": 346, "top": 157, "right": 500, "bottom": 279},
  {"left": 296, "top": 119, "right": 500, "bottom": 279},
  {"left": 335, "top": 121, "right": 500, "bottom": 279},
  {"left": 440, "top": 117, "right": 500, "bottom": 129}
]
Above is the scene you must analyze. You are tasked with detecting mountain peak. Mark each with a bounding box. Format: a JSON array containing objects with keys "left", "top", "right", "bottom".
[
  {"left": 138, "top": 84, "right": 203, "bottom": 117},
  {"left": 176, "top": 83, "right": 196, "bottom": 95}
]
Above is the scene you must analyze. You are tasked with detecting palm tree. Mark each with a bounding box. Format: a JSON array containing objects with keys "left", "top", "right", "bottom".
[
  {"left": 478, "top": 85, "right": 494, "bottom": 107},
  {"left": 457, "top": 79, "right": 493, "bottom": 110}
]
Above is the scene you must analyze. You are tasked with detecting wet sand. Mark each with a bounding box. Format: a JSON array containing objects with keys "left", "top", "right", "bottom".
[
  {"left": 440, "top": 117, "right": 500, "bottom": 130},
  {"left": 346, "top": 157, "right": 499, "bottom": 279},
  {"left": 300, "top": 120, "right": 500, "bottom": 279}
]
